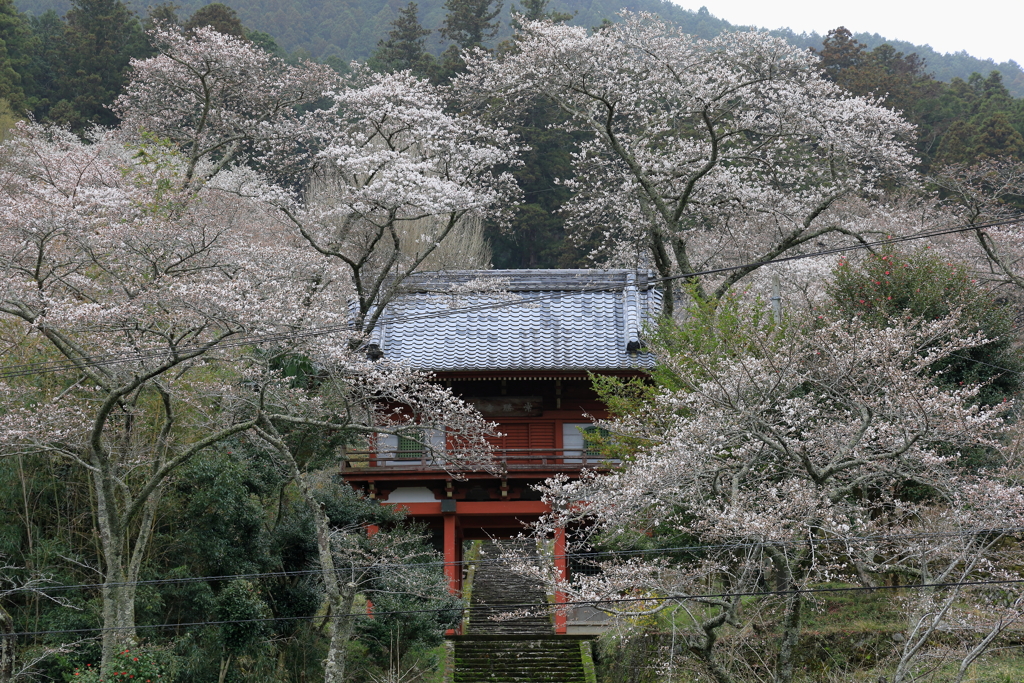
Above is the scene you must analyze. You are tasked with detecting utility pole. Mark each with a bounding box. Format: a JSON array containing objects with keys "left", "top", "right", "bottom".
[{"left": 771, "top": 273, "right": 782, "bottom": 324}]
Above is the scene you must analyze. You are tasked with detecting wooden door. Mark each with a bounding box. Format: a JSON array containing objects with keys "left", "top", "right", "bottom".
[{"left": 489, "top": 422, "right": 555, "bottom": 465}]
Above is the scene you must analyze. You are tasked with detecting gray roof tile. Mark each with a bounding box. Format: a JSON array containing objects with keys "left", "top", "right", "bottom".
[{"left": 372, "top": 269, "right": 661, "bottom": 372}]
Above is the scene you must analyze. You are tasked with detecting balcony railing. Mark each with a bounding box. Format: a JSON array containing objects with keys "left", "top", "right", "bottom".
[{"left": 343, "top": 447, "right": 621, "bottom": 472}]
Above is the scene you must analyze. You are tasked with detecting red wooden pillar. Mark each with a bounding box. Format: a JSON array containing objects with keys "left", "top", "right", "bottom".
[
  {"left": 443, "top": 512, "right": 459, "bottom": 594},
  {"left": 554, "top": 526, "right": 568, "bottom": 634},
  {"left": 443, "top": 509, "right": 461, "bottom": 636},
  {"left": 366, "top": 525, "right": 379, "bottom": 617}
]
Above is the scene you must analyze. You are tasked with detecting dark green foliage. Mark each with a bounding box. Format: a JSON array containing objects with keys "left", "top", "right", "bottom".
[
  {"left": 244, "top": 27, "right": 280, "bottom": 55},
  {"left": 816, "top": 27, "right": 1024, "bottom": 171},
  {"left": 315, "top": 485, "right": 462, "bottom": 678},
  {"left": 350, "top": 559, "right": 460, "bottom": 672},
  {"left": 829, "top": 247, "right": 1023, "bottom": 406},
  {"left": 215, "top": 580, "right": 272, "bottom": 652},
  {"left": 13, "top": 0, "right": 732, "bottom": 66},
  {"left": 512, "top": 0, "right": 571, "bottom": 23},
  {"left": 934, "top": 119, "right": 980, "bottom": 166},
  {"left": 2, "top": 432, "right": 457, "bottom": 683},
  {"left": 974, "top": 112, "right": 1024, "bottom": 159},
  {"left": 0, "top": 0, "right": 32, "bottom": 111},
  {"left": 15, "top": 0, "right": 1024, "bottom": 94},
  {"left": 12, "top": 0, "right": 149, "bottom": 127},
  {"left": 927, "top": 73, "right": 1024, "bottom": 167},
  {"left": 183, "top": 2, "right": 242, "bottom": 38},
  {"left": 143, "top": 1, "right": 177, "bottom": 28},
  {"left": 8, "top": 0, "right": 290, "bottom": 129},
  {"left": 162, "top": 448, "right": 278, "bottom": 578},
  {"left": 369, "top": 1, "right": 433, "bottom": 75},
  {"left": 66, "top": 647, "right": 171, "bottom": 682},
  {"left": 57, "top": 0, "right": 148, "bottom": 126},
  {"left": 817, "top": 28, "right": 941, "bottom": 133},
  {"left": 21, "top": 10, "right": 63, "bottom": 111},
  {"left": 486, "top": 99, "right": 589, "bottom": 268},
  {"left": 439, "top": 0, "right": 498, "bottom": 49},
  {"left": 783, "top": 25, "right": 1024, "bottom": 98}
]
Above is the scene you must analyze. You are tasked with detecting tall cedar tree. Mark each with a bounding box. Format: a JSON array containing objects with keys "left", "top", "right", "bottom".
[
  {"left": 487, "top": 97, "right": 591, "bottom": 268},
  {"left": 489, "top": 0, "right": 581, "bottom": 268},
  {"left": 183, "top": 3, "right": 245, "bottom": 38},
  {"left": 435, "top": 0, "right": 501, "bottom": 80},
  {"left": 23, "top": 11, "right": 63, "bottom": 115},
  {"left": 514, "top": 0, "right": 571, "bottom": 23},
  {"left": 144, "top": 2, "right": 179, "bottom": 29},
  {"left": 370, "top": 2, "right": 432, "bottom": 75},
  {"left": 0, "top": 0, "right": 31, "bottom": 112},
  {"left": 57, "top": 0, "right": 148, "bottom": 128},
  {"left": 440, "top": 0, "right": 500, "bottom": 48},
  {"left": 931, "top": 74, "right": 1024, "bottom": 165}
]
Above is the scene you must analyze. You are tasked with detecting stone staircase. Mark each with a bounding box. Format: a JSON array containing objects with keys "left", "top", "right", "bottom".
[
  {"left": 450, "top": 635, "right": 594, "bottom": 683},
  {"left": 468, "top": 541, "right": 551, "bottom": 635},
  {"left": 447, "top": 541, "right": 596, "bottom": 683}
]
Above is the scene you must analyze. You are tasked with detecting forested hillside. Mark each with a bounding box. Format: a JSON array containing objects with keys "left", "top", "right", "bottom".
[{"left": 13, "top": 0, "right": 1024, "bottom": 94}]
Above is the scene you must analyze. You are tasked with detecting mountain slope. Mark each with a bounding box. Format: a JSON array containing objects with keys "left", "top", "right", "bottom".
[{"left": 13, "top": 0, "right": 1024, "bottom": 96}]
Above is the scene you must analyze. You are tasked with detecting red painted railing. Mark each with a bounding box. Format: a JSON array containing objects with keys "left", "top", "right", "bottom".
[{"left": 344, "top": 447, "right": 620, "bottom": 471}]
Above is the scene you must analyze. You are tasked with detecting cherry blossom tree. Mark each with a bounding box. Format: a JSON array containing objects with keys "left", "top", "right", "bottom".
[
  {"left": 930, "top": 158, "right": 1024, "bottom": 291},
  {"left": 0, "top": 123, "right": 349, "bottom": 673},
  {"left": 1, "top": 561, "right": 80, "bottom": 683},
  {"left": 117, "top": 29, "right": 521, "bottom": 338},
  {"left": 461, "top": 13, "right": 917, "bottom": 313},
  {"left": 864, "top": 490, "right": 1024, "bottom": 683},
  {"left": 113, "top": 25, "right": 338, "bottom": 190},
  {"left": 289, "top": 67, "right": 520, "bottom": 333},
  {"left": 107, "top": 32, "right": 516, "bottom": 683},
  {"left": 253, "top": 368, "right": 497, "bottom": 683},
  {"left": 517, "top": 302, "right": 1021, "bottom": 683},
  {"left": 0, "top": 122, "right": 502, "bottom": 681}
]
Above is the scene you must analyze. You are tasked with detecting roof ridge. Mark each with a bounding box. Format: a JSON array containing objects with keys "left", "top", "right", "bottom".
[{"left": 397, "top": 268, "right": 656, "bottom": 293}]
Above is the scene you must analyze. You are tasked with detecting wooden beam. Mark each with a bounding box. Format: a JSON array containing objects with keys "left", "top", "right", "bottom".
[{"left": 386, "top": 501, "right": 550, "bottom": 516}]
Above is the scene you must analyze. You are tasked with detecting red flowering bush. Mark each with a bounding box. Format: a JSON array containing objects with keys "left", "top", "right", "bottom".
[
  {"left": 829, "top": 246, "right": 1023, "bottom": 407},
  {"left": 67, "top": 649, "right": 167, "bottom": 683}
]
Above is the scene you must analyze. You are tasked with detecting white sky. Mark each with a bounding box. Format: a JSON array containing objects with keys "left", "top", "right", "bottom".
[{"left": 669, "top": 0, "right": 1024, "bottom": 65}]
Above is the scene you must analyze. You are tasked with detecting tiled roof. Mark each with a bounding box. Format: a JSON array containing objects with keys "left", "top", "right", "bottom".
[{"left": 371, "top": 270, "right": 661, "bottom": 372}]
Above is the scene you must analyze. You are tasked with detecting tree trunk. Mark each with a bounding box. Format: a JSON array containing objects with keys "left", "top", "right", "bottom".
[
  {"left": 775, "top": 586, "right": 802, "bottom": 683},
  {"left": 218, "top": 653, "right": 232, "bottom": 683},
  {"left": 691, "top": 634, "right": 733, "bottom": 683},
  {"left": 305, "top": 483, "right": 357, "bottom": 683},
  {"left": 257, "top": 421, "right": 359, "bottom": 683},
  {"left": 0, "top": 603, "right": 14, "bottom": 683},
  {"left": 92, "top": 467, "right": 139, "bottom": 676}
]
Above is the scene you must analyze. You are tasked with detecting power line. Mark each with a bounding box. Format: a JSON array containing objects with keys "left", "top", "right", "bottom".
[
  {"left": 9, "top": 526, "right": 1023, "bottom": 595},
  {"left": 11, "top": 573, "right": 1024, "bottom": 638},
  {"left": 0, "top": 218, "right": 1018, "bottom": 381}
]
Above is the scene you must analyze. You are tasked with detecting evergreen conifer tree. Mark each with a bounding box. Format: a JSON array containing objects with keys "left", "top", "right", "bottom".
[
  {"left": 0, "top": 0, "right": 31, "bottom": 113},
  {"left": 370, "top": 2, "right": 432, "bottom": 75},
  {"left": 513, "top": 0, "right": 571, "bottom": 23},
  {"left": 22, "top": 10, "right": 63, "bottom": 116},
  {"left": 184, "top": 3, "right": 245, "bottom": 38},
  {"left": 58, "top": 0, "right": 148, "bottom": 127},
  {"left": 440, "top": 0, "right": 500, "bottom": 49},
  {"left": 975, "top": 112, "right": 1024, "bottom": 159},
  {"left": 144, "top": 2, "right": 179, "bottom": 29}
]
